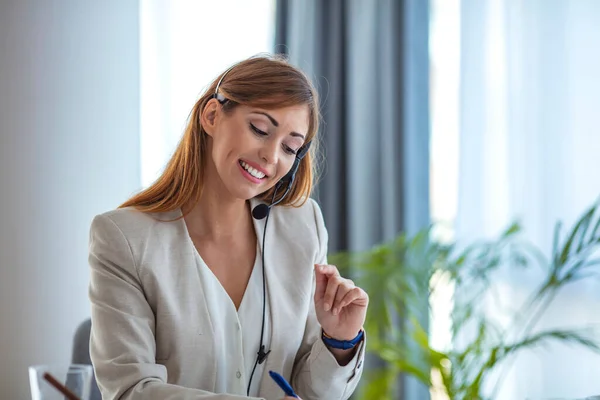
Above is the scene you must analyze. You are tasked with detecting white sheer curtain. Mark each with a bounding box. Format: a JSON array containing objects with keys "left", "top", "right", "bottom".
[
  {"left": 140, "top": 0, "right": 275, "bottom": 187},
  {"left": 457, "top": 0, "right": 600, "bottom": 398}
]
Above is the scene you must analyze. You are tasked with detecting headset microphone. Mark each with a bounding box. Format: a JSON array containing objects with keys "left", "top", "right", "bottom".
[{"left": 251, "top": 203, "right": 270, "bottom": 220}]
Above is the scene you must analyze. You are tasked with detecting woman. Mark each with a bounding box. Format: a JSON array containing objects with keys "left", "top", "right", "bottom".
[{"left": 89, "top": 55, "right": 368, "bottom": 400}]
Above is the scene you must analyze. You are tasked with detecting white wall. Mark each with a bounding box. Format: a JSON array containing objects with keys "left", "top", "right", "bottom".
[{"left": 0, "top": 1, "right": 140, "bottom": 398}]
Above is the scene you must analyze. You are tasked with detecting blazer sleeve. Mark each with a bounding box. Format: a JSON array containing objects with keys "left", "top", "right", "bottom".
[
  {"left": 88, "top": 214, "right": 265, "bottom": 400},
  {"left": 290, "top": 200, "right": 366, "bottom": 400}
]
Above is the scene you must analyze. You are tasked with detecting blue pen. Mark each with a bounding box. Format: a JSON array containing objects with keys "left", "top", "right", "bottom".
[{"left": 268, "top": 370, "right": 298, "bottom": 398}]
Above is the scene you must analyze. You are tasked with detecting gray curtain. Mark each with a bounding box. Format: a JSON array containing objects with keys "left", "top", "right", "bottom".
[{"left": 275, "top": 0, "right": 430, "bottom": 398}]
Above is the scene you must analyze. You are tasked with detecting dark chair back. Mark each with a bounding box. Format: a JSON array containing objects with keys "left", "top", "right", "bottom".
[{"left": 72, "top": 318, "right": 101, "bottom": 400}]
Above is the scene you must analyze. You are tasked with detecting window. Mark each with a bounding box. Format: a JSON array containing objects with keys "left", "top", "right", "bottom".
[
  {"left": 139, "top": 0, "right": 276, "bottom": 187},
  {"left": 429, "top": 0, "right": 460, "bottom": 398}
]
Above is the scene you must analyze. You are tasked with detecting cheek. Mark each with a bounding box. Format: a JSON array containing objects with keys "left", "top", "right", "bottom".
[
  {"left": 225, "top": 125, "right": 254, "bottom": 153},
  {"left": 212, "top": 128, "right": 242, "bottom": 160}
]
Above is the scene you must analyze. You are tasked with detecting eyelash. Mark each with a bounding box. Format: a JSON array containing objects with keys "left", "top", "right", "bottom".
[{"left": 249, "top": 123, "right": 298, "bottom": 155}]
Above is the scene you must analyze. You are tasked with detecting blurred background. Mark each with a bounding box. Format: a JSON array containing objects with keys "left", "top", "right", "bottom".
[{"left": 1, "top": 0, "right": 599, "bottom": 399}]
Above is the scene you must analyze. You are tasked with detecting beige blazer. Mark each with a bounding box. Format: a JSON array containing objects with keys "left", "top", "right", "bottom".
[{"left": 88, "top": 198, "right": 365, "bottom": 400}]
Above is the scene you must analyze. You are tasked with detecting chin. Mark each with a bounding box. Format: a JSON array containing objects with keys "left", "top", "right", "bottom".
[
  {"left": 228, "top": 186, "right": 265, "bottom": 202},
  {"left": 226, "top": 174, "right": 278, "bottom": 202},
  {"left": 236, "top": 181, "right": 276, "bottom": 199}
]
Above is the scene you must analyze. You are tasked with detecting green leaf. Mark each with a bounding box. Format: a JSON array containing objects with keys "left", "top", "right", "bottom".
[
  {"left": 560, "top": 206, "right": 595, "bottom": 264},
  {"left": 590, "top": 208, "right": 600, "bottom": 244},
  {"left": 502, "top": 221, "right": 521, "bottom": 237},
  {"left": 504, "top": 329, "right": 600, "bottom": 356},
  {"left": 577, "top": 206, "right": 597, "bottom": 251},
  {"left": 393, "top": 360, "right": 432, "bottom": 385},
  {"left": 357, "top": 368, "right": 398, "bottom": 400},
  {"left": 551, "top": 221, "right": 563, "bottom": 271}
]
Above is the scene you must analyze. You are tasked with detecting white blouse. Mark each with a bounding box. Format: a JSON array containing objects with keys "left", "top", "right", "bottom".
[{"left": 196, "top": 244, "right": 271, "bottom": 397}]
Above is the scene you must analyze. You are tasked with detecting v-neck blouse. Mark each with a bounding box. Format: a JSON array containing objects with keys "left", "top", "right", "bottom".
[{"left": 195, "top": 244, "right": 270, "bottom": 397}]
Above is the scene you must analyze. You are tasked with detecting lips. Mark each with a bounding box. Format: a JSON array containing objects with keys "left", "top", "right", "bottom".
[{"left": 239, "top": 159, "right": 268, "bottom": 179}]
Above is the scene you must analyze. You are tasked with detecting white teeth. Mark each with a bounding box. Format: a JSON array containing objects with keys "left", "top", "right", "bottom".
[{"left": 240, "top": 161, "right": 266, "bottom": 179}]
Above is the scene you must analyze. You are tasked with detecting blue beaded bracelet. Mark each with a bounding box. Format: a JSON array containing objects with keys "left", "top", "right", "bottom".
[{"left": 322, "top": 329, "right": 364, "bottom": 350}]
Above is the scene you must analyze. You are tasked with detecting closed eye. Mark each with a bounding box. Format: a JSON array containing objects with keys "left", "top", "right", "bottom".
[
  {"left": 250, "top": 123, "right": 299, "bottom": 156},
  {"left": 283, "top": 145, "right": 298, "bottom": 155},
  {"left": 249, "top": 123, "right": 267, "bottom": 136}
]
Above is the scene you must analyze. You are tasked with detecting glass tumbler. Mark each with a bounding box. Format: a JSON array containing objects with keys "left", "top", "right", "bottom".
[{"left": 29, "top": 364, "right": 93, "bottom": 400}]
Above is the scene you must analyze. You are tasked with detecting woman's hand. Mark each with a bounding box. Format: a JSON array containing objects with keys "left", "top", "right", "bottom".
[
  {"left": 313, "top": 264, "right": 368, "bottom": 341},
  {"left": 282, "top": 397, "right": 300, "bottom": 400}
]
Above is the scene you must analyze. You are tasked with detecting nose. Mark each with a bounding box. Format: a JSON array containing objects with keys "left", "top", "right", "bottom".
[{"left": 259, "top": 140, "right": 279, "bottom": 165}]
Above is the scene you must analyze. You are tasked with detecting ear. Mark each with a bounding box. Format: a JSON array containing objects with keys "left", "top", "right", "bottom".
[{"left": 200, "top": 98, "right": 220, "bottom": 137}]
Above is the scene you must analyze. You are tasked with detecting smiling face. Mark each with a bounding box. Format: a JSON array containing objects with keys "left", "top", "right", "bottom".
[{"left": 201, "top": 99, "right": 310, "bottom": 201}]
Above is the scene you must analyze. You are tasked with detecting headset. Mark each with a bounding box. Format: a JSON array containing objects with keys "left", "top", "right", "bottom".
[{"left": 212, "top": 67, "right": 311, "bottom": 395}]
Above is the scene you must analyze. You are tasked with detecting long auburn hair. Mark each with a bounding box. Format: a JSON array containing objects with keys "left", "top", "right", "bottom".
[{"left": 120, "top": 54, "right": 321, "bottom": 216}]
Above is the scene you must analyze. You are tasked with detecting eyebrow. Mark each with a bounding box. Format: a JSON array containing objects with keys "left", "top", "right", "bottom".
[{"left": 251, "top": 111, "right": 306, "bottom": 140}]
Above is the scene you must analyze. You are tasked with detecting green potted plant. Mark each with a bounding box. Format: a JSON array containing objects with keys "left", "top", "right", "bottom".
[{"left": 332, "top": 200, "right": 600, "bottom": 399}]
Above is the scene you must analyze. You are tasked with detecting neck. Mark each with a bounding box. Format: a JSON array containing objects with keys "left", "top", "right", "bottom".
[
  {"left": 183, "top": 193, "right": 253, "bottom": 241},
  {"left": 183, "top": 151, "right": 256, "bottom": 241}
]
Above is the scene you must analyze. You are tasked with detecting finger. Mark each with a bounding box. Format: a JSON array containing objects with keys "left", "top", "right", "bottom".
[
  {"left": 314, "top": 264, "right": 340, "bottom": 304},
  {"left": 314, "top": 264, "right": 328, "bottom": 303},
  {"left": 317, "top": 264, "right": 341, "bottom": 277},
  {"left": 332, "top": 279, "right": 355, "bottom": 315},
  {"left": 323, "top": 275, "right": 343, "bottom": 312},
  {"left": 339, "top": 287, "right": 369, "bottom": 309}
]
